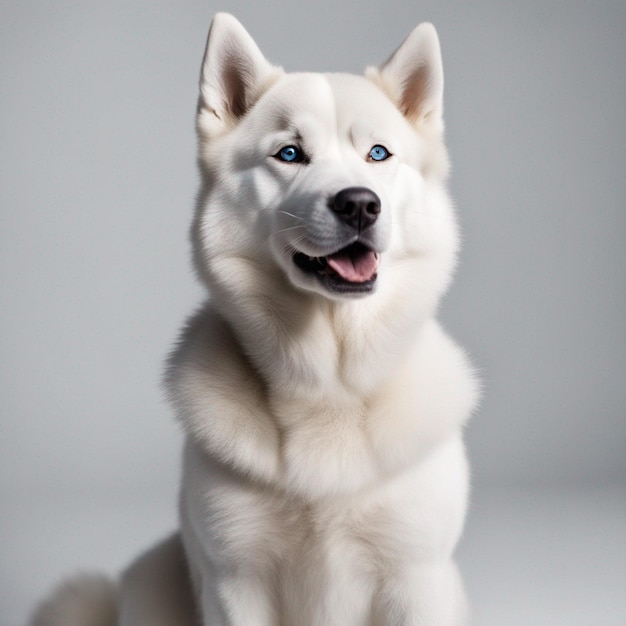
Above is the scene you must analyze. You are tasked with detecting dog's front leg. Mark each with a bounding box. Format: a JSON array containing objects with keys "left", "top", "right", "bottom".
[
  {"left": 183, "top": 517, "right": 280, "bottom": 626},
  {"left": 371, "top": 560, "right": 469, "bottom": 626},
  {"left": 195, "top": 559, "right": 279, "bottom": 626},
  {"left": 184, "top": 526, "right": 278, "bottom": 626},
  {"left": 181, "top": 443, "right": 283, "bottom": 626}
]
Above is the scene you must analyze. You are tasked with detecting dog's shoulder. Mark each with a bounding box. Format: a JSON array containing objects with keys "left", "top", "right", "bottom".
[{"left": 166, "top": 303, "right": 282, "bottom": 483}]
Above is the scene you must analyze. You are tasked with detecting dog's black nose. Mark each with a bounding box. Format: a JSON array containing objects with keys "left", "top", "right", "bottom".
[{"left": 331, "top": 187, "right": 381, "bottom": 231}]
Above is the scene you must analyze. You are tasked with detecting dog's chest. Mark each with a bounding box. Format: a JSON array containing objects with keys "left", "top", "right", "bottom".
[
  {"left": 184, "top": 434, "right": 467, "bottom": 575},
  {"left": 273, "top": 393, "right": 381, "bottom": 496}
]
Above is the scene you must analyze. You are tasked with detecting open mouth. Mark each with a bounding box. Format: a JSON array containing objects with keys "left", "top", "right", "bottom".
[{"left": 292, "top": 241, "right": 380, "bottom": 294}]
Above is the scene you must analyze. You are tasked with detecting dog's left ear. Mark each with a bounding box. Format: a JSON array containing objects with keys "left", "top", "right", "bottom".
[
  {"left": 197, "top": 13, "right": 283, "bottom": 137},
  {"left": 366, "top": 23, "right": 444, "bottom": 131}
]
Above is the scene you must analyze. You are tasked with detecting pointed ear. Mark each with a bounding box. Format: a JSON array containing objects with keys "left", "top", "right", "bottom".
[
  {"left": 366, "top": 23, "right": 444, "bottom": 130},
  {"left": 197, "top": 13, "right": 283, "bottom": 136}
]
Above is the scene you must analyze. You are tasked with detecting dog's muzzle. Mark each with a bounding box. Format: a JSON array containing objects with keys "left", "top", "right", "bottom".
[{"left": 292, "top": 186, "right": 381, "bottom": 296}]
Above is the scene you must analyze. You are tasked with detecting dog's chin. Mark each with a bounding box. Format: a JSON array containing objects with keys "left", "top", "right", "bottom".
[{"left": 290, "top": 241, "right": 380, "bottom": 299}]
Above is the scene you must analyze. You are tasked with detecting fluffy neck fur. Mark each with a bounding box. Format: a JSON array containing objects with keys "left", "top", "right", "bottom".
[{"left": 202, "top": 245, "right": 442, "bottom": 403}]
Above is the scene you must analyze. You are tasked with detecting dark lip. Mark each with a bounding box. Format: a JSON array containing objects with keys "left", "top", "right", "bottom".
[{"left": 292, "top": 241, "right": 378, "bottom": 295}]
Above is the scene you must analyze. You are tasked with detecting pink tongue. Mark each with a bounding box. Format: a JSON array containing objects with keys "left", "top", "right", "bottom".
[{"left": 327, "top": 248, "right": 379, "bottom": 283}]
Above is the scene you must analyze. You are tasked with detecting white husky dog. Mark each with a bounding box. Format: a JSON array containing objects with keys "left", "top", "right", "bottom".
[{"left": 32, "top": 13, "right": 479, "bottom": 626}]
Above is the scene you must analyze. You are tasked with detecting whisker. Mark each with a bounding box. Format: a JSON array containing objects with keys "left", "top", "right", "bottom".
[
  {"left": 273, "top": 224, "right": 306, "bottom": 236},
  {"left": 278, "top": 210, "right": 303, "bottom": 221},
  {"left": 282, "top": 234, "right": 307, "bottom": 255}
]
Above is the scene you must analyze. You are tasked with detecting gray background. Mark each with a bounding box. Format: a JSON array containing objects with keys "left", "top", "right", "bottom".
[{"left": 2, "top": 1, "right": 624, "bottom": 624}]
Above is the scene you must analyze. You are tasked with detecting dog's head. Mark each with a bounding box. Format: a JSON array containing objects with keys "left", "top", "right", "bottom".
[{"left": 192, "top": 14, "right": 457, "bottom": 306}]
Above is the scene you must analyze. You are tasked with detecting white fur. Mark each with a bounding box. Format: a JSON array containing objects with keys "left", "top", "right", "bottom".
[
  {"left": 30, "top": 574, "right": 117, "bottom": 626},
  {"left": 32, "top": 13, "right": 479, "bottom": 626}
]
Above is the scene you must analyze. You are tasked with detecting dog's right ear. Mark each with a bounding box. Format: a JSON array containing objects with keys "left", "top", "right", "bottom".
[
  {"left": 197, "top": 13, "right": 283, "bottom": 137},
  {"left": 366, "top": 23, "right": 444, "bottom": 133}
]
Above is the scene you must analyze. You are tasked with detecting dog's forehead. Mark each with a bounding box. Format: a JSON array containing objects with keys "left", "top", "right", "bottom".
[
  {"left": 324, "top": 73, "right": 404, "bottom": 127},
  {"left": 256, "top": 72, "right": 406, "bottom": 138},
  {"left": 256, "top": 73, "right": 336, "bottom": 131}
]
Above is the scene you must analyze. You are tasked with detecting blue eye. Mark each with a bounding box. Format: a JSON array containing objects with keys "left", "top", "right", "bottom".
[
  {"left": 369, "top": 145, "right": 390, "bottom": 161},
  {"left": 276, "top": 145, "right": 304, "bottom": 163}
]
